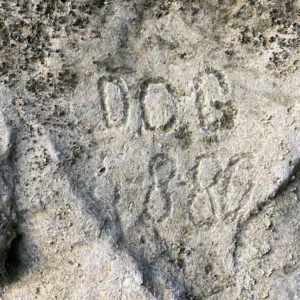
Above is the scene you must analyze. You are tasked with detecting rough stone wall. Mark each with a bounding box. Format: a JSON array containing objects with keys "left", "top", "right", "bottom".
[{"left": 0, "top": 0, "right": 300, "bottom": 299}]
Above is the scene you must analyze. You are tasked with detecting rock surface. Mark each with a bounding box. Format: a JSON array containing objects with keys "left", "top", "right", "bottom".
[{"left": 1, "top": 0, "right": 300, "bottom": 299}]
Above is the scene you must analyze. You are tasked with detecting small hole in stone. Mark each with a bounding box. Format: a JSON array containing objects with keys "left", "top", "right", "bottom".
[
  {"left": 99, "top": 167, "right": 106, "bottom": 174},
  {"left": 5, "top": 234, "right": 23, "bottom": 279},
  {"left": 204, "top": 264, "right": 212, "bottom": 274}
]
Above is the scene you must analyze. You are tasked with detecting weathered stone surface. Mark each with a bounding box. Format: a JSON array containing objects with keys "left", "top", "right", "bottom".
[{"left": 1, "top": 0, "right": 300, "bottom": 299}]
